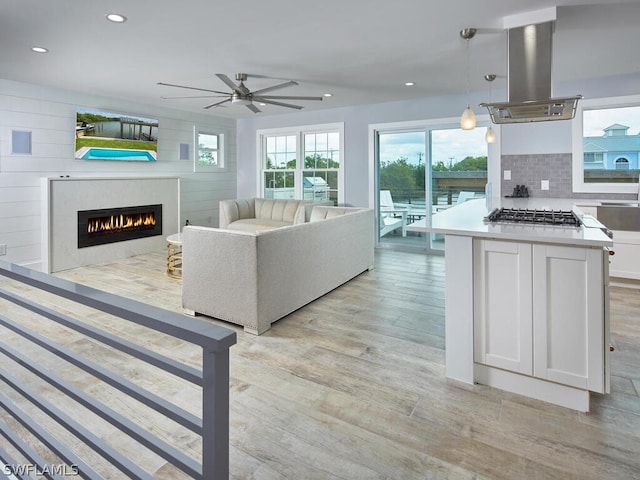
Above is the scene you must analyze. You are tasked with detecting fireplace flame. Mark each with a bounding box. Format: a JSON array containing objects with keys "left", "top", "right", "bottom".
[{"left": 88, "top": 212, "right": 156, "bottom": 234}]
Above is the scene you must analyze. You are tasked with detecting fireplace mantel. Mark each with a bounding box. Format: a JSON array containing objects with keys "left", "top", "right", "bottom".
[{"left": 42, "top": 176, "right": 180, "bottom": 273}]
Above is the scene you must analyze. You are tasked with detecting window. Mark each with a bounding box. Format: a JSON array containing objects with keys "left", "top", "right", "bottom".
[
  {"left": 584, "top": 152, "right": 604, "bottom": 168},
  {"left": 572, "top": 95, "right": 640, "bottom": 193},
  {"left": 258, "top": 124, "right": 344, "bottom": 204},
  {"left": 615, "top": 157, "right": 630, "bottom": 170},
  {"left": 303, "top": 132, "right": 340, "bottom": 202},
  {"left": 264, "top": 134, "right": 297, "bottom": 199},
  {"left": 194, "top": 130, "right": 224, "bottom": 171}
]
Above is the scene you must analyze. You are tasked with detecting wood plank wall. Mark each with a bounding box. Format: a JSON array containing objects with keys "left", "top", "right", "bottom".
[{"left": 0, "top": 79, "right": 237, "bottom": 269}]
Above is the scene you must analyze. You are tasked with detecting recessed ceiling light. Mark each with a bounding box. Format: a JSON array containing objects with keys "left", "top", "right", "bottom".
[
  {"left": 106, "top": 13, "right": 127, "bottom": 23},
  {"left": 31, "top": 46, "right": 49, "bottom": 53},
  {"left": 323, "top": 93, "right": 333, "bottom": 97},
  {"left": 405, "top": 82, "right": 415, "bottom": 86}
]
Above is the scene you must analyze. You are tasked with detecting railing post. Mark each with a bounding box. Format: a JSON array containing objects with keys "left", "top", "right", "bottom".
[{"left": 201, "top": 346, "right": 231, "bottom": 480}]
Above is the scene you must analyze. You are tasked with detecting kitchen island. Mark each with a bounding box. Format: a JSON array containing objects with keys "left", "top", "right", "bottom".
[{"left": 408, "top": 197, "right": 613, "bottom": 411}]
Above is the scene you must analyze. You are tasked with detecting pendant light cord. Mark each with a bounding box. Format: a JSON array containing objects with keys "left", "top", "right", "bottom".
[{"left": 465, "top": 38, "right": 471, "bottom": 107}]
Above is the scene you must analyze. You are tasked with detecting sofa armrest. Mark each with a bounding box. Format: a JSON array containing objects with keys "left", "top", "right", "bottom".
[
  {"left": 182, "top": 225, "right": 261, "bottom": 331},
  {"left": 219, "top": 198, "right": 255, "bottom": 228}
]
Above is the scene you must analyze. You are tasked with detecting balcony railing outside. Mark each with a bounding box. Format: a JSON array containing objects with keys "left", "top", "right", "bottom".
[{"left": 383, "top": 171, "right": 488, "bottom": 213}]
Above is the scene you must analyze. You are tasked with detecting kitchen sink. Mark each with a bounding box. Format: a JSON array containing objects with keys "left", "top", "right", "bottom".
[{"left": 596, "top": 204, "right": 640, "bottom": 231}]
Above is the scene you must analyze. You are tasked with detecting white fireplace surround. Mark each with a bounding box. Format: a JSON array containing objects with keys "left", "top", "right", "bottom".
[{"left": 42, "top": 176, "right": 180, "bottom": 273}]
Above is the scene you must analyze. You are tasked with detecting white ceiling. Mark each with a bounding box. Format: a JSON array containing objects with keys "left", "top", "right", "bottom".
[{"left": 1, "top": 0, "right": 639, "bottom": 119}]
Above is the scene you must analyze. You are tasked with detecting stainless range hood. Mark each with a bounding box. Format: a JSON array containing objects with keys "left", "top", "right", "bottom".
[{"left": 480, "top": 21, "right": 581, "bottom": 124}]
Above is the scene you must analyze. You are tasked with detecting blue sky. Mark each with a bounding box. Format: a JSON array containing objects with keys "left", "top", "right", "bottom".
[
  {"left": 583, "top": 105, "right": 640, "bottom": 137},
  {"left": 378, "top": 128, "right": 489, "bottom": 166}
]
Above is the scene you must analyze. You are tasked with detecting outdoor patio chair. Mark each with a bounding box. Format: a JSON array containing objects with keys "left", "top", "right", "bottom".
[{"left": 379, "top": 190, "right": 407, "bottom": 237}]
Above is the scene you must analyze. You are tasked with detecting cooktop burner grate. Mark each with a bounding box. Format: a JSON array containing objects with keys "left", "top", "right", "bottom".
[{"left": 485, "top": 208, "right": 582, "bottom": 226}]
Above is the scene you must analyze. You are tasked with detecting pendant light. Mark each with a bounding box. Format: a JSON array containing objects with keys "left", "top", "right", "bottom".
[
  {"left": 484, "top": 74, "right": 496, "bottom": 143},
  {"left": 460, "top": 28, "right": 476, "bottom": 130}
]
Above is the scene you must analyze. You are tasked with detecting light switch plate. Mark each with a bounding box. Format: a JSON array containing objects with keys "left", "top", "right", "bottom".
[
  {"left": 541, "top": 180, "right": 550, "bottom": 190},
  {"left": 504, "top": 170, "right": 511, "bottom": 180}
]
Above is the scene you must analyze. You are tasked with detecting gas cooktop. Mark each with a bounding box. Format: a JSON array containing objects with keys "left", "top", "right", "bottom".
[{"left": 485, "top": 208, "right": 582, "bottom": 227}]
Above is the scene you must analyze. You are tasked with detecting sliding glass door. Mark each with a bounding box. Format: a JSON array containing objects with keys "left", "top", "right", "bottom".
[
  {"left": 376, "top": 130, "right": 428, "bottom": 250},
  {"left": 375, "top": 124, "right": 489, "bottom": 253}
]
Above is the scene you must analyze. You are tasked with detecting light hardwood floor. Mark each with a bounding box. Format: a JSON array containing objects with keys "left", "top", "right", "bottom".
[{"left": 3, "top": 249, "right": 640, "bottom": 479}]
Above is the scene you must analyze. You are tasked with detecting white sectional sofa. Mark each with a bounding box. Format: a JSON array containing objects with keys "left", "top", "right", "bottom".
[{"left": 182, "top": 206, "right": 375, "bottom": 334}]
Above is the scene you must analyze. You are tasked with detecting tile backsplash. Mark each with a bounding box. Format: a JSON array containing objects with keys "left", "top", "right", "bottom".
[{"left": 500, "top": 153, "right": 637, "bottom": 200}]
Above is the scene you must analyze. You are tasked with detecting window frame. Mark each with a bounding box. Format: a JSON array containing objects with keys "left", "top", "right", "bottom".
[
  {"left": 194, "top": 128, "right": 226, "bottom": 172},
  {"left": 256, "top": 123, "right": 345, "bottom": 203},
  {"left": 571, "top": 94, "right": 640, "bottom": 194}
]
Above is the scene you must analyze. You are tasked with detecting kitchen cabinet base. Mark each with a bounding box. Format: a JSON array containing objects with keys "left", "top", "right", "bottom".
[{"left": 474, "top": 363, "right": 590, "bottom": 412}]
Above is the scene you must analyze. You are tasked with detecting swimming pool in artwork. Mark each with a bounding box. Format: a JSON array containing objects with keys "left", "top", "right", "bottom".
[{"left": 79, "top": 147, "right": 157, "bottom": 162}]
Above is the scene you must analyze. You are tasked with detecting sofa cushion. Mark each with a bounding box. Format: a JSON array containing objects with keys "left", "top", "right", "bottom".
[
  {"left": 226, "top": 218, "right": 291, "bottom": 232},
  {"left": 303, "top": 201, "right": 333, "bottom": 221},
  {"left": 220, "top": 197, "right": 325, "bottom": 230},
  {"left": 254, "top": 198, "right": 307, "bottom": 224},
  {"left": 310, "top": 206, "right": 358, "bottom": 222},
  {"left": 220, "top": 198, "right": 256, "bottom": 228}
]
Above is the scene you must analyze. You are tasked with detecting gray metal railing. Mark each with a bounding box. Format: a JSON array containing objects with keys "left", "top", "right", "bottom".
[{"left": 0, "top": 261, "right": 236, "bottom": 479}]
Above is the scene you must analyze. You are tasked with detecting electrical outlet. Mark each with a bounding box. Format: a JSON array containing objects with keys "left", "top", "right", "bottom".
[
  {"left": 503, "top": 170, "right": 511, "bottom": 180},
  {"left": 0, "top": 244, "right": 6, "bottom": 256},
  {"left": 541, "top": 180, "right": 550, "bottom": 190}
]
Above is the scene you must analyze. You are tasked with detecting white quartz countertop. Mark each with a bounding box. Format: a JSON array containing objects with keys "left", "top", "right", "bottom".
[{"left": 407, "top": 197, "right": 613, "bottom": 247}]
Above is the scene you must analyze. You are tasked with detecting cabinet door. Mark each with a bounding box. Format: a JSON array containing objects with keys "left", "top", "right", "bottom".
[
  {"left": 608, "top": 231, "right": 640, "bottom": 280},
  {"left": 532, "top": 244, "right": 605, "bottom": 392},
  {"left": 474, "top": 239, "right": 533, "bottom": 375}
]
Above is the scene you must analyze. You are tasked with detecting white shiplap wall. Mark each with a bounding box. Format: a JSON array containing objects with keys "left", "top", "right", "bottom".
[{"left": 0, "top": 79, "right": 237, "bottom": 269}]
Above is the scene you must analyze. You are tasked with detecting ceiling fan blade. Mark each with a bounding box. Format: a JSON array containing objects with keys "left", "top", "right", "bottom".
[
  {"left": 157, "top": 82, "right": 228, "bottom": 95},
  {"left": 256, "top": 95, "right": 323, "bottom": 101},
  {"left": 251, "top": 81, "right": 299, "bottom": 96},
  {"left": 246, "top": 103, "right": 261, "bottom": 113},
  {"left": 256, "top": 98, "right": 304, "bottom": 110},
  {"left": 216, "top": 73, "right": 241, "bottom": 92},
  {"left": 161, "top": 95, "right": 226, "bottom": 99},
  {"left": 244, "top": 73, "right": 272, "bottom": 79},
  {"left": 203, "top": 98, "right": 231, "bottom": 109}
]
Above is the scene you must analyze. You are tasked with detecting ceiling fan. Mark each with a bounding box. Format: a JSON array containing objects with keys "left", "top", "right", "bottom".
[{"left": 157, "top": 73, "right": 323, "bottom": 113}]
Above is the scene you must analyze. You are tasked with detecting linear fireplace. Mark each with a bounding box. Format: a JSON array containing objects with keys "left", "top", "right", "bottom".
[{"left": 78, "top": 204, "right": 163, "bottom": 248}]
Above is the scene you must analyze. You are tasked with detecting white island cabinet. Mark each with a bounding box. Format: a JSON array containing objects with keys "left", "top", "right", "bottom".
[
  {"left": 606, "top": 230, "right": 640, "bottom": 280},
  {"left": 407, "top": 198, "right": 613, "bottom": 412}
]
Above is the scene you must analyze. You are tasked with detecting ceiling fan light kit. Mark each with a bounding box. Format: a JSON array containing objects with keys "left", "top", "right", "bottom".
[
  {"left": 158, "top": 72, "right": 322, "bottom": 113},
  {"left": 231, "top": 92, "right": 251, "bottom": 105}
]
